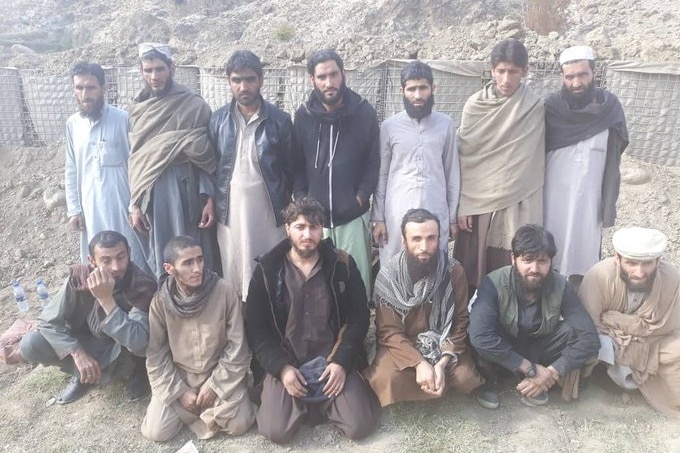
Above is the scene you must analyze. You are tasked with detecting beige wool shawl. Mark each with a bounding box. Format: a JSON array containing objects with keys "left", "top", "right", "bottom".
[
  {"left": 457, "top": 83, "right": 545, "bottom": 216},
  {"left": 579, "top": 257, "right": 680, "bottom": 417},
  {"left": 128, "top": 83, "right": 216, "bottom": 212}
]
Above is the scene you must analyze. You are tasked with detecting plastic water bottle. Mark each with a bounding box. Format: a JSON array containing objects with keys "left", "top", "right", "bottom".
[
  {"left": 11, "top": 280, "right": 29, "bottom": 312},
  {"left": 36, "top": 279, "right": 49, "bottom": 307}
]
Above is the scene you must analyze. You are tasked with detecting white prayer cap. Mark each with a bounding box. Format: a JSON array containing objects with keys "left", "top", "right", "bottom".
[
  {"left": 612, "top": 227, "right": 667, "bottom": 260},
  {"left": 138, "top": 43, "right": 172, "bottom": 60},
  {"left": 559, "top": 46, "right": 596, "bottom": 65}
]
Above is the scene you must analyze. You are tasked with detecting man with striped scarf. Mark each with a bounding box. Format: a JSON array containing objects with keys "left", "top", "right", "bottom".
[{"left": 364, "top": 208, "right": 483, "bottom": 406}]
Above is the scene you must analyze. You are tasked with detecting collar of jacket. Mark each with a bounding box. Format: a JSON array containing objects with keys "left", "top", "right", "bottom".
[
  {"left": 256, "top": 237, "right": 338, "bottom": 272},
  {"left": 228, "top": 94, "right": 269, "bottom": 121},
  {"left": 303, "top": 85, "right": 364, "bottom": 121}
]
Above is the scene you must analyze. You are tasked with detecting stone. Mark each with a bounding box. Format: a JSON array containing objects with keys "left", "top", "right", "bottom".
[
  {"left": 621, "top": 167, "right": 651, "bottom": 185},
  {"left": 498, "top": 18, "right": 522, "bottom": 32},
  {"left": 10, "top": 44, "right": 36, "bottom": 55},
  {"left": 469, "top": 39, "right": 482, "bottom": 50},
  {"left": 18, "top": 185, "right": 31, "bottom": 199},
  {"left": 290, "top": 51, "right": 305, "bottom": 63},
  {"left": 43, "top": 190, "right": 67, "bottom": 211}
]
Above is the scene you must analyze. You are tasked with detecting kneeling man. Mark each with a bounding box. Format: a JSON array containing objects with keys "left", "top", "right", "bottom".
[
  {"left": 246, "top": 198, "right": 380, "bottom": 444},
  {"left": 142, "top": 236, "right": 255, "bottom": 441},
  {"left": 20, "top": 230, "right": 157, "bottom": 404},
  {"left": 365, "top": 209, "right": 483, "bottom": 406},
  {"left": 469, "top": 225, "right": 599, "bottom": 408},
  {"left": 579, "top": 227, "right": 680, "bottom": 418}
]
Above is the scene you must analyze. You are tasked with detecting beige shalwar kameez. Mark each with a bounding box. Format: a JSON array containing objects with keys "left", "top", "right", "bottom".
[
  {"left": 579, "top": 258, "right": 680, "bottom": 418},
  {"left": 142, "top": 278, "right": 255, "bottom": 441}
]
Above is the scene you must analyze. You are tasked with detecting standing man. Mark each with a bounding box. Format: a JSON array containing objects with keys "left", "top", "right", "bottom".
[
  {"left": 579, "top": 227, "right": 680, "bottom": 418},
  {"left": 128, "top": 43, "right": 218, "bottom": 277},
  {"left": 454, "top": 39, "right": 545, "bottom": 292},
  {"left": 65, "top": 62, "right": 150, "bottom": 275},
  {"left": 142, "top": 236, "right": 255, "bottom": 441},
  {"left": 246, "top": 198, "right": 379, "bottom": 444},
  {"left": 544, "top": 46, "right": 628, "bottom": 277},
  {"left": 19, "top": 231, "right": 157, "bottom": 404},
  {"left": 469, "top": 225, "right": 599, "bottom": 409},
  {"left": 365, "top": 209, "right": 483, "bottom": 407},
  {"left": 372, "top": 61, "right": 459, "bottom": 264},
  {"left": 209, "top": 50, "right": 294, "bottom": 303},
  {"left": 293, "top": 49, "right": 380, "bottom": 298}
]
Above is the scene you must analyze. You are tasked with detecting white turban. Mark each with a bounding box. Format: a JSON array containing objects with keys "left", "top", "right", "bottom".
[
  {"left": 612, "top": 227, "right": 667, "bottom": 260},
  {"left": 138, "top": 43, "right": 172, "bottom": 60},
  {"left": 559, "top": 46, "right": 595, "bottom": 65}
]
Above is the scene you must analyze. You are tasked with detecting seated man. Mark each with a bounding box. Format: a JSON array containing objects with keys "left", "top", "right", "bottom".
[
  {"left": 364, "top": 208, "right": 484, "bottom": 406},
  {"left": 469, "top": 224, "right": 599, "bottom": 409},
  {"left": 579, "top": 227, "right": 680, "bottom": 418},
  {"left": 246, "top": 198, "right": 380, "bottom": 444},
  {"left": 141, "top": 236, "right": 255, "bottom": 441},
  {"left": 20, "top": 230, "right": 157, "bottom": 404}
]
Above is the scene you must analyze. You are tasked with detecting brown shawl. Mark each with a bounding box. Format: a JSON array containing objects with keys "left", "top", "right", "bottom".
[
  {"left": 579, "top": 257, "right": 680, "bottom": 417},
  {"left": 128, "top": 83, "right": 216, "bottom": 212},
  {"left": 457, "top": 83, "right": 545, "bottom": 216}
]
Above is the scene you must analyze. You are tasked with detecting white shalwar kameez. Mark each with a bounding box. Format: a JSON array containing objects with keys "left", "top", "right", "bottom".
[
  {"left": 544, "top": 129, "right": 609, "bottom": 276},
  {"left": 216, "top": 108, "right": 285, "bottom": 302},
  {"left": 65, "top": 104, "right": 149, "bottom": 274}
]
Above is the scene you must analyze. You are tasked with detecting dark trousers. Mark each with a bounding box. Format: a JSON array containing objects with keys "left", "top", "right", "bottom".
[
  {"left": 475, "top": 321, "right": 574, "bottom": 381},
  {"left": 257, "top": 370, "right": 380, "bottom": 444},
  {"left": 19, "top": 330, "right": 144, "bottom": 379}
]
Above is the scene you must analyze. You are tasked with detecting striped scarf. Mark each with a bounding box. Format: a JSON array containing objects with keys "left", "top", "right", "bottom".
[{"left": 374, "top": 249, "right": 456, "bottom": 363}]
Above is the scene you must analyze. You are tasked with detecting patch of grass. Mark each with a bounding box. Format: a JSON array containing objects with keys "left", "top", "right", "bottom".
[
  {"left": 576, "top": 417, "right": 663, "bottom": 453},
  {"left": 274, "top": 22, "right": 295, "bottom": 42},
  {"left": 22, "top": 366, "right": 65, "bottom": 393},
  {"left": 389, "top": 401, "right": 485, "bottom": 451}
]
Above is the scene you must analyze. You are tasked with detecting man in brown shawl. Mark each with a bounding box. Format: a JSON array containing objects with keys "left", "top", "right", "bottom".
[
  {"left": 365, "top": 209, "right": 483, "bottom": 406},
  {"left": 128, "top": 43, "right": 218, "bottom": 277},
  {"left": 142, "top": 235, "right": 255, "bottom": 441},
  {"left": 19, "top": 231, "right": 157, "bottom": 404},
  {"left": 454, "top": 39, "right": 545, "bottom": 291},
  {"left": 579, "top": 227, "right": 680, "bottom": 418}
]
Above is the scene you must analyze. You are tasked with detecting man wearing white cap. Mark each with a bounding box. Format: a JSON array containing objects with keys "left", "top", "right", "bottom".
[
  {"left": 544, "top": 46, "right": 628, "bottom": 278},
  {"left": 128, "top": 43, "right": 218, "bottom": 277},
  {"left": 579, "top": 227, "right": 680, "bottom": 418}
]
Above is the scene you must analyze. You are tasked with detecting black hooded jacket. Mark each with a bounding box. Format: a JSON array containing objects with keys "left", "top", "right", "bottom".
[
  {"left": 292, "top": 86, "right": 380, "bottom": 227},
  {"left": 245, "top": 237, "right": 369, "bottom": 377}
]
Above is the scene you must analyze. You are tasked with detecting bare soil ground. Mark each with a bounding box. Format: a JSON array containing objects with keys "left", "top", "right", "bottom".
[{"left": 0, "top": 146, "right": 679, "bottom": 452}]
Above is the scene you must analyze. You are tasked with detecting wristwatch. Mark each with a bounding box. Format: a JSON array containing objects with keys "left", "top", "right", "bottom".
[{"left": 525, "top": 363, "right": 537, "bottom": 378}]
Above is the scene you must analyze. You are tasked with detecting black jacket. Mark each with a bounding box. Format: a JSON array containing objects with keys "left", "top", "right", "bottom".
[
  {"left": 292, "top": 86, "right": 380, "bottom": 227},
  {"left": 245, "top": 237, "right": 369, "bottom": 378},
  {"left": 209, "top": 97, "right": 294, "bottom": 225}
]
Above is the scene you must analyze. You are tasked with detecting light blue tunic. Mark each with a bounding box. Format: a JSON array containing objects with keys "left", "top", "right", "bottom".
[{"left": 65, "top": 104, "right": 151, "bottom": 275}]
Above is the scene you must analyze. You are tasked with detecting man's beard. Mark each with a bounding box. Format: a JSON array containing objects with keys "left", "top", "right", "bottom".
[
  {"left": 620, "top": 268, "right": 656, "bottom": 293},
  {"left": 146, "top": 77, "right": 174, "bottom": 98},
  {"left": 314, "top": 82, "right": 345, "bottom": 107},
  {"left": 79, "top": 97, "right": 104, "bottom": 120},
  {"left": 404, "top": 94, "right": 434, "bottom": 120},
  {"left": 562, "top": 82, "right": 595, "bottom": 109},
  {"left": 406, "top": 251, "right": 438, "bottom": 281},
  {"left": 513, "top": 266, "right": 550, "bottom": 295},
  {"left": 292, "top": 241, "right": 319, "bottom": 259}
]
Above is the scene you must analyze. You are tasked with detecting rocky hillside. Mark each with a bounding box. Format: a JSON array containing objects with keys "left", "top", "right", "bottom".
[{"left": 0, "top": 0, "right": 678, "bottom": 72}]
